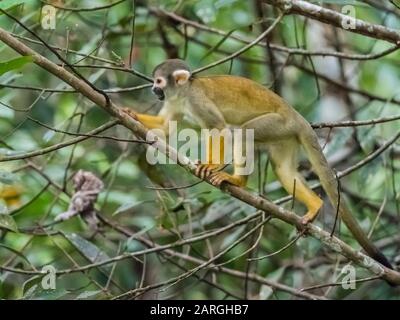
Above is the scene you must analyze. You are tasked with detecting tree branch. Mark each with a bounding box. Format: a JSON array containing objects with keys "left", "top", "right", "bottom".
[
  {"left": 263, "top": 0, "right": 400, "bottom": 45},
  {"left": 0, "top": 26, "right": 399, "bottom": 285}
]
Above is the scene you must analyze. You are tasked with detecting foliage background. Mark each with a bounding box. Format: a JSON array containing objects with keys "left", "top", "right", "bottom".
[{"left": 0, "top": 0, "right": 399, "bottom": 299}]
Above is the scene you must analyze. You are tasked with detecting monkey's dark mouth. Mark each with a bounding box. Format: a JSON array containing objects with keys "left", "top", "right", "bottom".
[{"left": 152, "top": 87, "right": 165, "bottom": 101}]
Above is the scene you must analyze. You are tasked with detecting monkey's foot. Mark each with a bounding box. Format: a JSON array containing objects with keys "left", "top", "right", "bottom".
[
  {"left": 195, "top": 163, "right": 223, "bottom": 179},
  {"left": 209, "top": 172, "right": 247, "bottom": 187},
  {"left": 300, "top": 206, "right": 322, "bottom": 225},
  {"left": 300, "top": 215, "right": 313, "bottom": 225},
  {"left": 121, "top": 107, "right": 138, "bottom": 120}
]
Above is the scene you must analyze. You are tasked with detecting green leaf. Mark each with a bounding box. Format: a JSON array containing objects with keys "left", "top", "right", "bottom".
[
  {"left": 0, "top": 0, "right": 31, "bottom": 11},
  {"left": 0, "top": 149, "right": 22, "bottom": 156},
  {"left": 112, "top": 200, "right": 148, "bottom": 216},
  {"left": 22, "top": 266, "right": 64, "bottom": 299},
  {"left": 22, "top": 275, "right": 43, "bottom": 297},
  {"left": 259, "top": 267, "right": 286, "bottom": 300},
  {"left": 0, "top": 56, "right": 33, "bottom": 76},
  {"left": 201, "top": 199, "right": 241, "bottom": 226},
  {"left": 0, "top": 170, "right": 17, "bottom": 184},
  {"left": 43, "top": 130, "right": 56, "bottom": 143},
  {"left": 75, "top": 290, "right": 102, "bottom": 300},
  {"left": 62, "top": 232, "right": 111, "bottom": 273},
  {"left": 220, "top": 225, "right": 245, "bottom": 250},
  {"left": 124, "top": 224, "right": 155, "bottom": 251},
  {"left": 23, "top": 282, "right": 69, "bottom": 300},
  {"left": 0, "top": 243, "right": 31, "bottom": 264},
  {"left": 0, "top": 213, "right": 18, "bottom": 232},
  {"left": 326, "top": 128, "right": 353, "bottom": 157}
]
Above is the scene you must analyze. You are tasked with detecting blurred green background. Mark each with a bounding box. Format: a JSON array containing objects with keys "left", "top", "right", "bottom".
[{"left": 0, "top": 0, "right": 399, "bottom": 299}]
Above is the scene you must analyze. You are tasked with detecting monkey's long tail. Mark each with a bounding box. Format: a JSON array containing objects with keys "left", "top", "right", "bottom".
[{"left": 299, "top": 123, "right": 393, "bottom": 270}]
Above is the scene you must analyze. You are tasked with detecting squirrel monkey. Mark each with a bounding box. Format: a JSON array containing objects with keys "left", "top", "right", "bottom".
[{"left": 124, "top": 59, "right": 392, "bottom": 269}]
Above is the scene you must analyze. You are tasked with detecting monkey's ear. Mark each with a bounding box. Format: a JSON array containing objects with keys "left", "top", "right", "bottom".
[{"left": 172, "top": 69, "right": 191, "bottom": 85}]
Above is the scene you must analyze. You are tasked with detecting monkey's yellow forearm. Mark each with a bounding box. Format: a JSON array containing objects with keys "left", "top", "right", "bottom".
[{"left": 136, "top": 113, "right": 165, "bottom": 129}]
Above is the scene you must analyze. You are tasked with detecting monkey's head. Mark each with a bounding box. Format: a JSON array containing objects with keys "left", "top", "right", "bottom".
[{"left": 152, "top": 59, "right": 191, "bottom": 101}]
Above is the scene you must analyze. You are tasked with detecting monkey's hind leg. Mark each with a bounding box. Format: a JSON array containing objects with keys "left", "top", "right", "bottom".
[{"left": 268, "top": 141, "right": 323, "bottom": 225}]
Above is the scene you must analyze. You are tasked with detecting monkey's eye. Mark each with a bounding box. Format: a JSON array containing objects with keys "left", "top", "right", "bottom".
[{"left": 156, "top": 78, "right": 162, "bottom": 84}]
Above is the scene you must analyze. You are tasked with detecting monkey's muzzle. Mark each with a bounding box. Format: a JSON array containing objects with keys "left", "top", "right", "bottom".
[{"left": 152, "top": 87, "right": 165, "bottom": 101}]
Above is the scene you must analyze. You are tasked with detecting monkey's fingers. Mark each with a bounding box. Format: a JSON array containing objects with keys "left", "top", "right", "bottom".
[
  {"left": 121, "top": 107, "right": 138, "bottom": 120},
  {"left": 209, "top": 172, "right": 229, "bottom": 186},
  {"left": 195, "top": 164, "right": 211, "bottom": 179},
  {"left": 209, "top": 172, "right": 246, "bottom": 187},
  {"left": 195, "top": 163, "right": 221, "bottom": 179}
]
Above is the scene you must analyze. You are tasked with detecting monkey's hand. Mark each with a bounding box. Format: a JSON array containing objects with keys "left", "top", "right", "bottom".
[
  {"left": 208, "top": 172, "right": 247, "bottom": 187},
  {"left": 195, "top": 163, "right": 224, "bottom": 180},
  {"left": 121, "top": 107, "right": 138, "bottom": 120}
]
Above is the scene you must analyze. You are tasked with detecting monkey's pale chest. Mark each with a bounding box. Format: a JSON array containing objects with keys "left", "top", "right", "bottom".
[
  {"left": 162, "top": 97, "right": 189, "bottom": 121},
  {"left": 163, "top": 97, "right": 186, "bottom": 113},
  {"left": 163, "top": 98, "right": 202, "bottom": 126}
]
